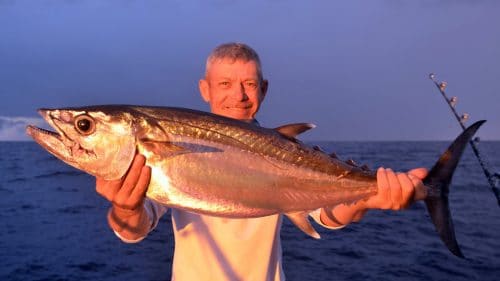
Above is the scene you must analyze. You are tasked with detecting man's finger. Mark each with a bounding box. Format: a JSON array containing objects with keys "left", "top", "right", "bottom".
[
  {"left": 397, "top": 173, "right": 415, "bottom": 209},
  {"left": 130, "top": 165, "right": 152, "bottom": 202},
  {"left": 408, "top": 168, "right": 428, "bottom": 180},
  {"left": 376, "top": 167, "right": 390, "bottom": 209},
  {"left": 120, "top": 154, "right": 147, "bottom": 197},
  {"left": 96, "top": 178, "right": 122, "bottom": 201},
  {"left": 386, "top": 168, "right": 402, "bottom": 210}
]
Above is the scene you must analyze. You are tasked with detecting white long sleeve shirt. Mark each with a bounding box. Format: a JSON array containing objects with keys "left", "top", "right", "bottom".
[
  {"left": 113, "top": 120, "right": 343, "bottom": 280},
  {"left": 115, "top": 199, "right": 341, "bottom": 281}
]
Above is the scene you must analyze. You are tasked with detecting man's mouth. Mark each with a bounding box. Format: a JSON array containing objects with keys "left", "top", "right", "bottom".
[{"left": 225, "top": 104, "right": 252, "bottom": 110}]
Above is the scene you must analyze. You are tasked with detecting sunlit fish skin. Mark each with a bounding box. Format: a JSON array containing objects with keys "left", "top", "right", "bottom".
[
  {"left": 26, "top": 105, "right": 375, "bottom": 213},
  {"left": 26, "top": 105, "right": 484, "bottom": 257}
]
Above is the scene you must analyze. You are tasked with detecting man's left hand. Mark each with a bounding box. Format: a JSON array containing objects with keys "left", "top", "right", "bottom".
[
  {"left": 364, "top": 167, "right": 428, "bottom": 210},
  {"left": 320, "top": 167, "right": 428, "bottom": 227}
]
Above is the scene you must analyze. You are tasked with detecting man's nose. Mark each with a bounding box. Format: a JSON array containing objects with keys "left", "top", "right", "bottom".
[{"left": 233, "top": 83, "right": 249, "bottom": 101}]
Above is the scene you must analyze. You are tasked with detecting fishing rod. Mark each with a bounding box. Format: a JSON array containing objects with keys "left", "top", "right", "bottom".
[{"left": 429, "top": 73, "right": 500, "bottom": 206}]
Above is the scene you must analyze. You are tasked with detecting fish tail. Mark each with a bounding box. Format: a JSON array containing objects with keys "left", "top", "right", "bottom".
[{"left": 423, "top": 120, "right": 486, "bottom": 258}]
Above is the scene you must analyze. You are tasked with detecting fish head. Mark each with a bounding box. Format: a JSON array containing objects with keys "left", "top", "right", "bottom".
[{"left": 26, "top": 107, "right": 137, "bottom": 180}]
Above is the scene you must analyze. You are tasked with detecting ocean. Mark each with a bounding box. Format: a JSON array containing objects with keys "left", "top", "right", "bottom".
[{"left": 1, "top": 141, "right": 499, "bottom": 281}]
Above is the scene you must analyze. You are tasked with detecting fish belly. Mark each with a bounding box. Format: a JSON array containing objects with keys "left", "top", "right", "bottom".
[{"left": 143, "top": 139, "right": 375, "bottom": 217}]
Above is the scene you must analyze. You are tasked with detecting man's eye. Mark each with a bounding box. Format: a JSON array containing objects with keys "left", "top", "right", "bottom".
[
  {"left": 244, "top": 82, "right": 257, "bottom": 89},
  {"left": 219, "top": 81, "right": 230, "bottom": 88}
]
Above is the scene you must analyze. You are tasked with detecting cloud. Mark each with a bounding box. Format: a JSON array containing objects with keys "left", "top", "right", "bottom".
[{"left": 0, "top": 116, "right": 48, "bottom": 141}]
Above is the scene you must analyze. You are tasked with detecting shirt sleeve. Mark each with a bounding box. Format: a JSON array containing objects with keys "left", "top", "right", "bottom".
[
  {"left": 113, "top": 198, "right": 169, "bottom": 243},
  {"left": 309, "top": 208, "right": 346, "bottom": 230}
]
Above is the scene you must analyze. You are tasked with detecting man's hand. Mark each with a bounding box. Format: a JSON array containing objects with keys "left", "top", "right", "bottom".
[
  {"left": 95, "top": 154, "right": 152, "bottom": 240},
  {"left": 96, "top": 154, "right": 151, "bottom": 211},
  {"left": 320, "top": 167, "right": 428, "bottom": 227},
  {"left": 364, "top": 167, "right": 428, "bottom": 210}
]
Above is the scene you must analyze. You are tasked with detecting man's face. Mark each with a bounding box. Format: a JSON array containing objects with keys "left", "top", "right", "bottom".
[{"left": 199, "top": 59, "right": 268, "bottom": 121}]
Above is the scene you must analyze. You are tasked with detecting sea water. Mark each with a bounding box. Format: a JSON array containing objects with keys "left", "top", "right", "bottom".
[{"left": 1, "top": 141, "right": 499, "bottom": 281}]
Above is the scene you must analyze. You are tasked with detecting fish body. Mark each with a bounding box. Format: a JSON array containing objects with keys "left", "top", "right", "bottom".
[
  {"left": 136, "top": 108, "right": 377, "bottom": 219},
  {"left": 26, "top": 105, "right": 485, "bottom": 257}
]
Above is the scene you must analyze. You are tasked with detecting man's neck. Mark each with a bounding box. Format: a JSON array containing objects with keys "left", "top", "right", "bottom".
[{"left": 239, "top": 119, "right": 259, "bottom": 126}]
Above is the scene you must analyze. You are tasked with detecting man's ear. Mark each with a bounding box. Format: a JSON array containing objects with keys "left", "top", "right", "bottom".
[
  {"left": 260, "top": 79, "right": 269, "bottom": 100},
  {"left": 199, "top": 79, "right": 210, "bottom": 102}
]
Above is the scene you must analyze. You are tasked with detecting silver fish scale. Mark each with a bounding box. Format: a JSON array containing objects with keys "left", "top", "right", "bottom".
[{"left": 133, "top": 106, "right": 368, "bottom": 179}]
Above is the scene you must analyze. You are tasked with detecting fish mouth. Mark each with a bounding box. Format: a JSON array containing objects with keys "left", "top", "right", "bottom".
[
  {"left": 26, "top": 109, "right": 63, "bottom": 145},
  {"left": 26, "top": 124, "right": 62, "bottom": 140},
  {"left": 26, "top": 109, "right": 95, "bottom": 162},
  {"left": 26, "top": 121, "right": 71, "bottom": 163}
]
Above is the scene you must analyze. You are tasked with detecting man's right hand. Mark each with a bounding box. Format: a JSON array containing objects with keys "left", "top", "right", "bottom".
[{"left": 96, "top": 154, "right": 152, "bottom": 240}]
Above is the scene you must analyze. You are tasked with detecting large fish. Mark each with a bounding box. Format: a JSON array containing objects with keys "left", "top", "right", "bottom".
[{"left": 26, "top": 105, "right": 484, "bottom": 257}]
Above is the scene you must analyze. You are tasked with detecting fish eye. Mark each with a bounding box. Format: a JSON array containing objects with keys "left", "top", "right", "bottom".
[{"left": 74, "top": 115, "right": 95, "bottom": 135}]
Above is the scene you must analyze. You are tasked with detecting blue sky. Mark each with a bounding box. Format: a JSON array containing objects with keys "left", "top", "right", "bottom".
[{"left": 1, "top": 0, "right": 499, "bottom": 141}]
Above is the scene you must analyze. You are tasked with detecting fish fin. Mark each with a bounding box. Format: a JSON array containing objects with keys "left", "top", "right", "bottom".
[
  {"left": 285, "top": 211, "right": 321, "bottom": 239},
  {"left": 140, "top": 140, "right": 189, "bottom": 156},
  {"left": 274, "top": 123, "right": 316, "bottom": 139},
  {"left": 423, "top": 120, "right": 485, "bottom": 258}
]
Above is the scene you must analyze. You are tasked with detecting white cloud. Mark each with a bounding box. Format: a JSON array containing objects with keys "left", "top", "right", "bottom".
[{"left": 0, "top": 116, "right": 48, "bottom": 141}]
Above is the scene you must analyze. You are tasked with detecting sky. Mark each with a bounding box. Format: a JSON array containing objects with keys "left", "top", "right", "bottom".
[{"left": 1, "top": 0, "right": 499, "bottom": 141}]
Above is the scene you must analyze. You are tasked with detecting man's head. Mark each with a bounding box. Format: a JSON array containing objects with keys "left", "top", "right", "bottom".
[{"left": 199, "top": 42, "right": 268, "bottom": 121}]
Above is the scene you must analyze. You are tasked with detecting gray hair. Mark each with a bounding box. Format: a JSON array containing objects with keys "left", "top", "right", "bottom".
[{"left": 205, "top": 42, "right": 263, "bottom": 80}]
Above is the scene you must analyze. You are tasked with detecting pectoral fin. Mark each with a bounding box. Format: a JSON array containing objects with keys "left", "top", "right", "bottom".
[
  {"left": 139, "top": 140, "right": 223, "bottom": 158},
  {"left": 140, "top": 140, "right": 189, "bottom": 157},
  {"left": 285, "top": 211, "right": 321, "bottom": 239}
]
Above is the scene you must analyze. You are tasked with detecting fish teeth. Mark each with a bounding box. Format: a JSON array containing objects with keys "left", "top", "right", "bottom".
[{"left": 27, "top": 125, "right": 60, "bottom": 138}]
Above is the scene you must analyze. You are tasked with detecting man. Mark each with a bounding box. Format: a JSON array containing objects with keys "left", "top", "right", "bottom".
[{"left": 96, "top": 43, "right": 428, "bottom": 280}]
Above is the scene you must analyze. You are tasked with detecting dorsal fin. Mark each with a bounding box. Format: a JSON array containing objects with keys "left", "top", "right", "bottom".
[{"left": 274, "top": 123, "right": 316, "bottom": 138}]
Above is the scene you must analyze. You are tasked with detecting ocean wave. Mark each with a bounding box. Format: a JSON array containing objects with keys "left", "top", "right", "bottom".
[
  {"left": 7, "top": 177, "right": 27, "bottom": 183},
  {"left": 5, "top": 170, "right": 84, "bottom": 183},
  {"left": 34, "top": 170, "right": 85, "bottom": 179},
  {"left": 0, "top": 116, "right": 47, "bottom": 141},
  {"left": 6, "top": 263, "right": 50, "bottom": 278},
  {"left": 66, "top": 262, "right": 107, "bottom": 272},
  {"left": 57, "top": 205, "right": 96, "bottom": 215},
  {"left": 0, "top": 184, "right": 12, "bottom": 193}
]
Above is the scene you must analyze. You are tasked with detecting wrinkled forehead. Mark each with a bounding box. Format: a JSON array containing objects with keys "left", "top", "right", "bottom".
[{"left": 206, "top": 58, "right": 262, "bottom": 81}]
